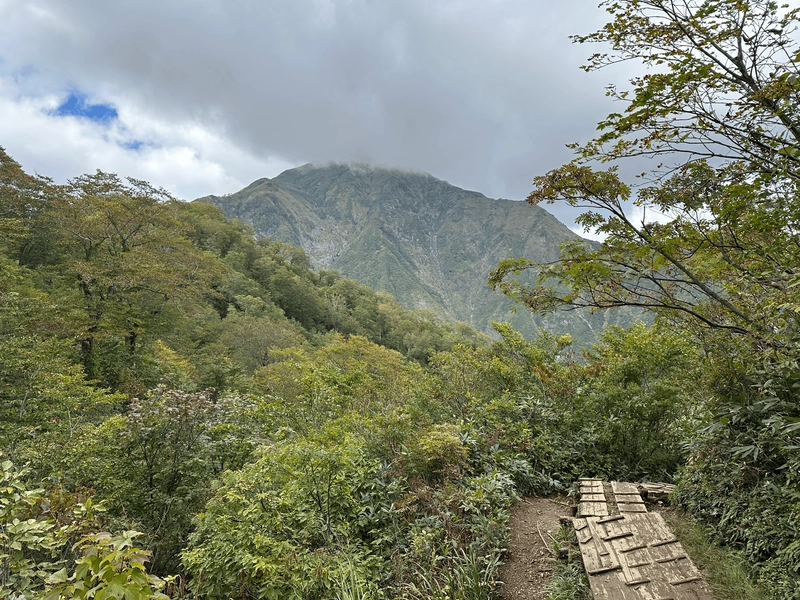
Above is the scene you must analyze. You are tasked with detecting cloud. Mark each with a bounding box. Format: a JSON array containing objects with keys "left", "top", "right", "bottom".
[
  {"left": 0, "top": 0, "right": 631, "bottom": 209},
  {"left": 0, "top": 78, "right": 294, "bottom": 198}
]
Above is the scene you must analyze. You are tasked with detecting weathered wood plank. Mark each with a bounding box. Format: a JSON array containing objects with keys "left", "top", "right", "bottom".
[
  {"left": 578, "top": 480, "right": 608, "bottom": 517},
  {"left": 611, "top": 481, "right": 640, "bottom": 494},
  {"left": 578, "top": 501, "right": 609, "bottom": 517},
  {"left": 574, "top": 482, "right": 715, "bottom": 600},
  {"left": 597, "top": 515, "right": 625, "bottom": 524},
  {"left": 639, "top": 481, "right": 677, "bottom": 504},
  {"left": 580, "top": 492, "right": 606, "bottom": 501},
  {"left": 573, "top": 518, "right": 619, "bottom": 573},
  {"left": 615, "top": 493, "right": 645, "bottom": 502}
]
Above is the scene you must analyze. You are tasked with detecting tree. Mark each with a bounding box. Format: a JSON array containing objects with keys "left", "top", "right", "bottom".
[
  {"left": 0, "top": 147, "right": 52, "bottom": 263},
  {"left": 45, "top": 171, "right": 221, "bottom": 382},
  {"left": 0, "top": 335, "right": 121, "bottom": 454},
  {"left": 580, "top": 323, "right": 706, "bottom": 479},
  {"left": 489, "top": 2, "right": 800, "bottom": 591},
  {"left": 490, "top": 0, "right": 800, "bottom": 350},
  {"left": 577, "top": 1, "right": 800, "bottom": 176},
  {"left": 68, "top": 387, "right": 246, "bottom": 574},
  {"left": 181, "top": 434, "right": 381, "bottom": 599},
  {"left": 0, "top": 457, "right": 167, "bottom": 600}
]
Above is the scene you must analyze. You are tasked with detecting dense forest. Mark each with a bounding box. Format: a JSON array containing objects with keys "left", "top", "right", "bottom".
[
  {"left": 1, "top": 144, "right": 704, "bottom": 598},
  {"left": 3, "top": 0, "right": 800, "bottom": 599}
]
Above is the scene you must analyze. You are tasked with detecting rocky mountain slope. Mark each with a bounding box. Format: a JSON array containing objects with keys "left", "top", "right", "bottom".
[{"left": 197, "top": 163, "right": 627, "bottom": 340}]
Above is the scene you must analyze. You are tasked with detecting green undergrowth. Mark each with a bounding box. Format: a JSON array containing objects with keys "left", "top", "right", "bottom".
[
  {"left": 662, "top": 509, "right": 768, "bottom": 600},
  {"left": 3, "top": 145, "right": 791, "bottom": 598},
  {"left": 542, "top": 525, "right": 591, "bottom": 600}
]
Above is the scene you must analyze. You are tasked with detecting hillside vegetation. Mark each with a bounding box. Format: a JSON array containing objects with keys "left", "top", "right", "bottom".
[
  {"left": 197, "top": 163, "right": 639, "bottom": 344},
  {"left": 1, "top": 144, "right": 710, "bottom": 599},
  {"left": 2, "top": 1, "right": 800, "bottom": 599}
]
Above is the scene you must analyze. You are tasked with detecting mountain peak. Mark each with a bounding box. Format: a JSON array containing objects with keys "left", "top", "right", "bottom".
[{"left": 196, "top": 165, "right": 593, "bottom": 338}]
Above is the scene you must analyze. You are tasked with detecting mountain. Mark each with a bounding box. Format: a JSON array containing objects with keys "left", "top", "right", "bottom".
[{"left": 196, "top": 163, "right": 629, "bottom": 340}]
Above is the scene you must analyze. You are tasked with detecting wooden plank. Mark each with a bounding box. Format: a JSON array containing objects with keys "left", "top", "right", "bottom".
[
  {"left": 671, "top": 576, "right": 703, "bottom": 586},
  {"left": 656, "top": 554, "right": 688, "bottom": 564},
  {"left": 585, "top": 518, "right": 613, "bottom": 556},
  {"left": 578, "top": 479, "right": 608, "bottom": 517},
  {"left": 574, "top": 518, "right": 621, "bottom": 577},
  {"left": 573, "top": 517, "right": 588, "bottom": 531},
  {"left": 603, "top": 531, "right": 635, "bottom": 542},
  {"left": 640, "top": 482, "right": 676, "bottom": 493},
  {"left": 580, "top": 492, "right": 606, "bottom": 501},
  {"left": 578, "top": 502, "right": 609, "bottom": 517},
  {"left": 597, "top": 515, "right": 626, "bottom": 524},
  {"left": 611, "top": 512, "right": 673, "bottom": 545},
  {"left": 611, "top": 481, "right": 640, "bottom": 494},
  {"left": 615, "top": 493, "right": 645, "bottom": 502},
  {"left": 575, "top": 502, "right": 715, "bottom": 600},
  {"left": 618, "top": 503, "right": 648, "bottom": 513}
]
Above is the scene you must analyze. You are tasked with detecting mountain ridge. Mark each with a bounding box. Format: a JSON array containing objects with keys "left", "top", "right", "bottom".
[{"left": 196, "top": 162, "right": 622, "bottom": 340}]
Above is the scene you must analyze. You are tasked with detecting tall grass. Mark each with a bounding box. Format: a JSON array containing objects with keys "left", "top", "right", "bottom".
[
  {"left": 543, "top": 525, "right": 591, "bottom": 600},
  {"left": 663, "top": 510, "right": 768, "bottom": 600}
]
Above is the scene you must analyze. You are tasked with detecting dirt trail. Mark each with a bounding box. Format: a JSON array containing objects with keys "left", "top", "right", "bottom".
[{"left": 499, "top": 496, "right": 572, "bottom": 600}]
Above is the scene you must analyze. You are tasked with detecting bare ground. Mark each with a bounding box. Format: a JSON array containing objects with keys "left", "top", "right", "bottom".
[{"left": 498, "top": 496, "right": 573, "bottom": 600}]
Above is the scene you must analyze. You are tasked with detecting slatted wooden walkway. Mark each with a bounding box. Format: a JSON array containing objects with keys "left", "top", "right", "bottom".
[{"left": 572, "top": 478, "right": 713, "bottom": 600}]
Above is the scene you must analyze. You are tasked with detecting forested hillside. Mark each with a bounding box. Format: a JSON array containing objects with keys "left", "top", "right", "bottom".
[
  {"left": 197, "top": 164, "right": 640, "bottom": 344},
  {"left": 0, "top": 137, "right": 703, "bottom": 599},
  {"left": 3, "top": 1, "right": 800, "bottom": 599},
  {"left": 0, "top": 146, "right": 717, "bottom": 599}
]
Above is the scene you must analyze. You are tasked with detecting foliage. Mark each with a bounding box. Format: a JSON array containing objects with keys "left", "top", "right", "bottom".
[
  {"left": 56, "top": 387, "right": 257, "bottom": 575},
  {"left": 545, "top": 561, "right": 591, "bottom": 600},
  {"left": 2, "top": 41, "right": 788, "bottom": 595},
  {"left": 181, "top": 434, "right": 385, "bottom": 599},
  {"left": 0, "top": 458, "right": 61, "bottom": 599},
  {"left": 488, "top": 0, "right": 800, "bottom": 354},
  {"left": 43, "top": 531, "right": 168, "bottom": 600},
  {"left": 1, "top": 457, "right": 166, "bottom": 600},
  {"left": 0, "top": 335, "right": 122, "bottom": 453},
  {"left": 405, "top": 423, "right": 470, "bottom": 483},
  {"left": 577, "top": 323, "right": 707, "bottom": 480},
  {"left": 487, "top": 1, "right": 800, "bottom": 595},
  {"left": 676, "top": 453, "right": 800, "bottom": 597},
  {"left": 537, "top": 524, "right": 591, "bottom": 600},
  {"left": 0, "top": 147, "right": 51, "bottom": 262},
  {"left": 663, "top": 509, "right": 770, "bottom": 600}
]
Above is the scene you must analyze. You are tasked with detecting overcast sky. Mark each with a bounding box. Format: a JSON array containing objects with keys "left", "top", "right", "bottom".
[{"left": 0, "top": 0, "right": 630, "bottom": 229}]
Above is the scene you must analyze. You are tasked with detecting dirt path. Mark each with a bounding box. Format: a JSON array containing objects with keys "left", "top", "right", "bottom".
[{"left": 499, "top": 496, "right": 572, "bottom": 600}]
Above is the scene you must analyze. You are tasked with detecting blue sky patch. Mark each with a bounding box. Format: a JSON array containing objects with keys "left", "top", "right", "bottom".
[
  {"left": 54, "top": 91, "right": 118, "bottom": 123},
  {"left": 122, "top": 139, "right": 145, "bottom": 151}
]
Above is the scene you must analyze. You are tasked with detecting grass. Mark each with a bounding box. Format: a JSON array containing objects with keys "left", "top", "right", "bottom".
[
  {"left": 663, "top": 509, "right": 769, "bottom": 600},
  {"left": 545, "top": 561, "right": 591, "bottom": 600},
  {"left": 544, "top": 525, "right": 591, "bottom": 600}
]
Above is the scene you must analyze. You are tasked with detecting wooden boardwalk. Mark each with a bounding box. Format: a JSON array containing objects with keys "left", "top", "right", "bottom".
[{"left": 572, "top": 479, "right": 713, "bottom": 600}]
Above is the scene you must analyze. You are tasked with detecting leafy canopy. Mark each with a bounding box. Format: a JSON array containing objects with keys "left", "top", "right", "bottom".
[{"left": 491, "top": 0, "right": 800, "bottom": 351}]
